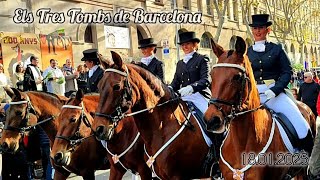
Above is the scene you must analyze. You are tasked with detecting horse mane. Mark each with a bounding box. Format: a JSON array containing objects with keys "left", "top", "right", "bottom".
[
  {"left": 26, "top": 91, "right": 68, "bottom": 108},
  {"left": 243, "top": 56, "right": 269, "bottom": 143},
  {"left": 126, "top": 64, "right": 166, "bottom": 109}
]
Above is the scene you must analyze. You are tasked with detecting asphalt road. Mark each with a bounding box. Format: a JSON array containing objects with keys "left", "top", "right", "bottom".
[{"left": 67, "top": 170, "right": 140, "bottom": 180}]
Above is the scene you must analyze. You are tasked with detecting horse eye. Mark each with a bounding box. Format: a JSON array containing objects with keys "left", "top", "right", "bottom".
[
  {"left": 70, "top": 117, "right": 77, "bottom": 123},
  {"left": 113, "top": 84, "right": 121, "bottom": 91},
  {"left": 232, "top": 73, "right": 242, "bottom": 81}
]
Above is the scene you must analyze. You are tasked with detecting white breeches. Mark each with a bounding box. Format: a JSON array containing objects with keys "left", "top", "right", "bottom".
[
  {"left": 181, "top": 92, "right": 208, "bottom": 114},
  {"left": 257, "top": 84, "right": 310, "bottom": 139}
]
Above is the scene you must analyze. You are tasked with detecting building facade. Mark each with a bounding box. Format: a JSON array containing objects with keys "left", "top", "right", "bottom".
[{"left": 0, "top": 0, "right": 319, "bottom": 82}]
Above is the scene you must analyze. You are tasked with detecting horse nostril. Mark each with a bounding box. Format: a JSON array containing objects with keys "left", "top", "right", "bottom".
[
  {"left": 54, "top": 152, "right": 64, "bottom": 164},
  {"left": 96, "top": 126, "right": 105, "bottom": 136},
  {"left": 207, "top": 116, "right": 223, "bottom": 131},
  {"left": 2, "top": 142, "right": 8, "bottom": 151}
]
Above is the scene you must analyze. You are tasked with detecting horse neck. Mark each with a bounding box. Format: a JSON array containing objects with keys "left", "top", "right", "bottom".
[
  {"left": 228, "top": 83, "right": 271, "bottom": 149},
  {"left": 109, "top": 117, "right": 139, "bottom": 148},
  {"left": 27, "top": 92, "right": 62, "bottom": 142},
  {"left": 81, "top": 97, "right": 99, "bottom": 136}
]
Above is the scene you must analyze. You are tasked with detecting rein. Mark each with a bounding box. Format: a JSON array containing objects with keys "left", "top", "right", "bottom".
[{"left": 4, "top": 96, "right": 56, "bottom": 134}]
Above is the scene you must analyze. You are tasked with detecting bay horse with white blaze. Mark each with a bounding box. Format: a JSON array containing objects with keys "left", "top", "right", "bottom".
[
  {"left": 203, "top": 36, "right": 316, "bottom": 180},
  {"left": 0, "top": 88, "right": 109, "bottom": 180},
  {"left": 52, "top": 90, "right": 152, "bottom": 180},
  {"left": 92, "top": 51, "right": 212, "bottom": 179}
]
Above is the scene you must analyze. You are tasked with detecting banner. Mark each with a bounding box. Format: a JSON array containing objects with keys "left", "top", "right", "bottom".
[
  {"left": 0, "top": 32, "right": 41, "bottom": 78},
  {"left": 104, "top": 26, "right": 130, "bottom": 49},
  {"left": 40, "top": 34, "right": 73, "bottom": 70}
]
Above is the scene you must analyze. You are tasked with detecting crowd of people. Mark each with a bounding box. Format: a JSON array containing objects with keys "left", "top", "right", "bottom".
[{"left": 0, "top": 13, "right": 320, "bottom": 180}]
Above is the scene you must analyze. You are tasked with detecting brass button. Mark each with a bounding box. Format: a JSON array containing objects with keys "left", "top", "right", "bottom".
[
  {"left": 260, "top": 77, "right": 262, "bottom": 80},
  {"left": 188, "top": 78, "right": 190, "bottom": 81},
  {"left": 182, "top": 73, "right": 183, "bottom": 75},
  {"left": 260, "top": 69, "right": 263, "bottom": 72},
  {"left": 259, "top": 61, "right": 262, "bottom": 63}
]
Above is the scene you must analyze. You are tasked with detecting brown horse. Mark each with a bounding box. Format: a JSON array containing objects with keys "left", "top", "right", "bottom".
[
  {"left": 51, "top": 91, "right": 109, "bottom": 180},
  {"left": 0, "top": 88, "right": 108, "bottom": 180},
  {"left": 52, "top": 90, "right": 152, "bottom": 180},
  {"left": 92, "top": 51, "right": 212, "bottom": 179},
  {"left": 203, "top": 36, "right": 316, "bottom": 180}
]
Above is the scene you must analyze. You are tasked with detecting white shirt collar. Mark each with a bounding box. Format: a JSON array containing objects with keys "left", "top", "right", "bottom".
[
  {"left": 89, "top": 65, "right": 99, "bottom": 78},
  {"left": 183, "top": 51, "right": 196, "bottom": 64},
  {"left": 141, "top": 55, "right": 154, "bottom": 66},
  {"left": 253, "top": 40, "right": 266, "bottom": 52}
]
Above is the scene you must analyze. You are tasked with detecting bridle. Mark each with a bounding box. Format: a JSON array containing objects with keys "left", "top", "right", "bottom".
[
  {"left": 95, "top": 66, "right": 132, "bottom": 129},
  {"left": 4, "top": 95, "right": 54, "bottom": 134},
  {"left": 55, "top": 102, "right": 95, "bottom": 151},
  {"left": 209, "top": 63, "right": 256, "bottom": 124}
]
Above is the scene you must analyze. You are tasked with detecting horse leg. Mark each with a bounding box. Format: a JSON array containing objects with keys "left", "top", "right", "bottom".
[
  {"left": 138, "top": 163, "right": 152, "bottom": 180},
  {"left": 53, "top": 170, "right": 69, "bottom": 180},
  {"left": 82, "top": 171, "right": 95, "bottom": 180},
  {"left": 109, "top": 165, "right": 126, "bottom": 180}
]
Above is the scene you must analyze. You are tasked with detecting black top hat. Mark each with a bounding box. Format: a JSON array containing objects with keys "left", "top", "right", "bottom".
[
  {"left": 178, "top": 31, "right": 200, "bottom": 45},
  {"left": 138, "top": 38, "right": 157, "bottom": 49},
  {"left": 81, "top": 49, "right": 99, "bottom": 62},
  {"left": 249, "top": 14, "right": 272, "bottom": 27}
]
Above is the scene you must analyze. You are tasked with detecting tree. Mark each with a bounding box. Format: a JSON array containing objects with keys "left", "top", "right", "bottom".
[
  {"left": 207, "top": 0, "right": 230, "bottom": 42},
  {"left": 239, "top": 0, "right": 257, "bottom": 40}
]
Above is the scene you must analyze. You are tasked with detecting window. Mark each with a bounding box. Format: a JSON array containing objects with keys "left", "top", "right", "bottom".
[
  {"left": 197, "top": 0, "right": 202, "bottom": 12},
  {"left": 200, "top": 33, "right": 211, "bottom": 49},
  {"left": 84, "top": 24, "right": 93, "bottom": 43},
  {"left": 206, "top": 0, "right": 212, "bottom": 15},
  {"left": 183, "top": 0, "right": 190, "bottom": 10},
  {"left": 233, "top": 0, "right": 238, "bottom": 21}
]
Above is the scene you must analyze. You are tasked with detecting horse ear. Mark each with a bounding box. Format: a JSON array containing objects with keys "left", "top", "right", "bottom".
[
  {"left": 4, "top": 87, "right": 14, "bottom": 98},
  {"left": 111, "top": 51, "right": 123, "bottom": 69},
  {"left": 211, "top": 38, "right": 224, "bottom": 57},
  {"left": 97, "top": 53, "right": 113, "bottom": 70},
  {"left": 235, "top": 36, "right": 247, "bottom": 56},
  {"left": 75, "top": 89, "right": 84, "bottom": 102}
]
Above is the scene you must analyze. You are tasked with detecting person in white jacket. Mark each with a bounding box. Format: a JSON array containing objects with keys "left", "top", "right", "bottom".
[{"left": 43, "top": 59, "right": 65, "bottom": 96}]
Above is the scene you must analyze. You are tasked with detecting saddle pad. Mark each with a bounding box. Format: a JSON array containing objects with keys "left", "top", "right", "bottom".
[
  {"left": 191, "top": 112, "right": 212, "bottom": 147},
  {"left": 274, "top": 117, "right": 299, "bottom": 153}
]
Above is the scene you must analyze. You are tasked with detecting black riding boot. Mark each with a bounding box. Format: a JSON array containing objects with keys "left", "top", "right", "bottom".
[
  {"left": 203, "top": 132, "right": 225, "bottom": 179},
  {"left": 300, "top": 130, "right": 314, "bottom": 156}
]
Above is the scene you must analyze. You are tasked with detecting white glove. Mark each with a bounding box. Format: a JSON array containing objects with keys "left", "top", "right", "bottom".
[
  {"left": 265, "top": 89, "right": 276, "bottom": 100},
  {"left": 178, "top": 85, "right": 194, "bottom": 97}
]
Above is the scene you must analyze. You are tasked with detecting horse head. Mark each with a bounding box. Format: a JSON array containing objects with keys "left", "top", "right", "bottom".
[
  {"left": 0, "top": 87, "right": 38, "bottom": 153},
  {"left": 52, "top": 89, "right": 92, "bottom": 166},
  {"left": 93, "top": 51, "right": 135, "bottom": 141},
  {"left": 204, "top": 36, "right": 258, "bottom": 133}
]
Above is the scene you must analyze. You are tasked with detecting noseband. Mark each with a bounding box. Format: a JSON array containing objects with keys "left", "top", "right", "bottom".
[
  {"left": 4, "top": 95, "right": 37, "bottom": 134},
  {"left": 55, "top": 102, "right": 94, "bottom": 150},
  {"left": 209, "top": 63, "right": 251, "bottom": 122},
  {"left": 95, "top": 66, "right": 132, "bottom": 128}
]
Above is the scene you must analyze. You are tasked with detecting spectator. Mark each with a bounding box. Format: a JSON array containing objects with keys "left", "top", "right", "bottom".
[
  {"left": 313, "top": 71, "right": 319, "bottom": 83},
  {"left": 43, "top": 59, "right": 65, "bottom": 96},
  {"left": 0, "top": 64, "right": 11, "bottom": 102},
  {"left": 23, "top": 56, "right": 44, "bottom": 92},
  {"left": 298, "top": 71, "right": 320, "bottom": 116},
  {"left": 62, "top": 59, "right": 78, "bottom": 97},
  {"left": 76, "top": 64, "right": 88, "bottom": 93},
  {"left": 12, "top": 64, "right": 24, "bottom": 91},
  {"left": 291, "top": 88, "right": 298, "bottom": 100}
]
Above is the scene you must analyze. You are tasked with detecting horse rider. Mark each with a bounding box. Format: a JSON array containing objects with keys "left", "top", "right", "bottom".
[
  {"left": 135, "top": 38, "right": 165, "bottom": 82},
  {"left": 247, "top": 14, "right": 313, "bottom": 155},
  {"left": 170, "top": 31, "right": 223, "bottom": 177},
  {"left": 81, "top": 49, "right": 104, "bottom": 94}
]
